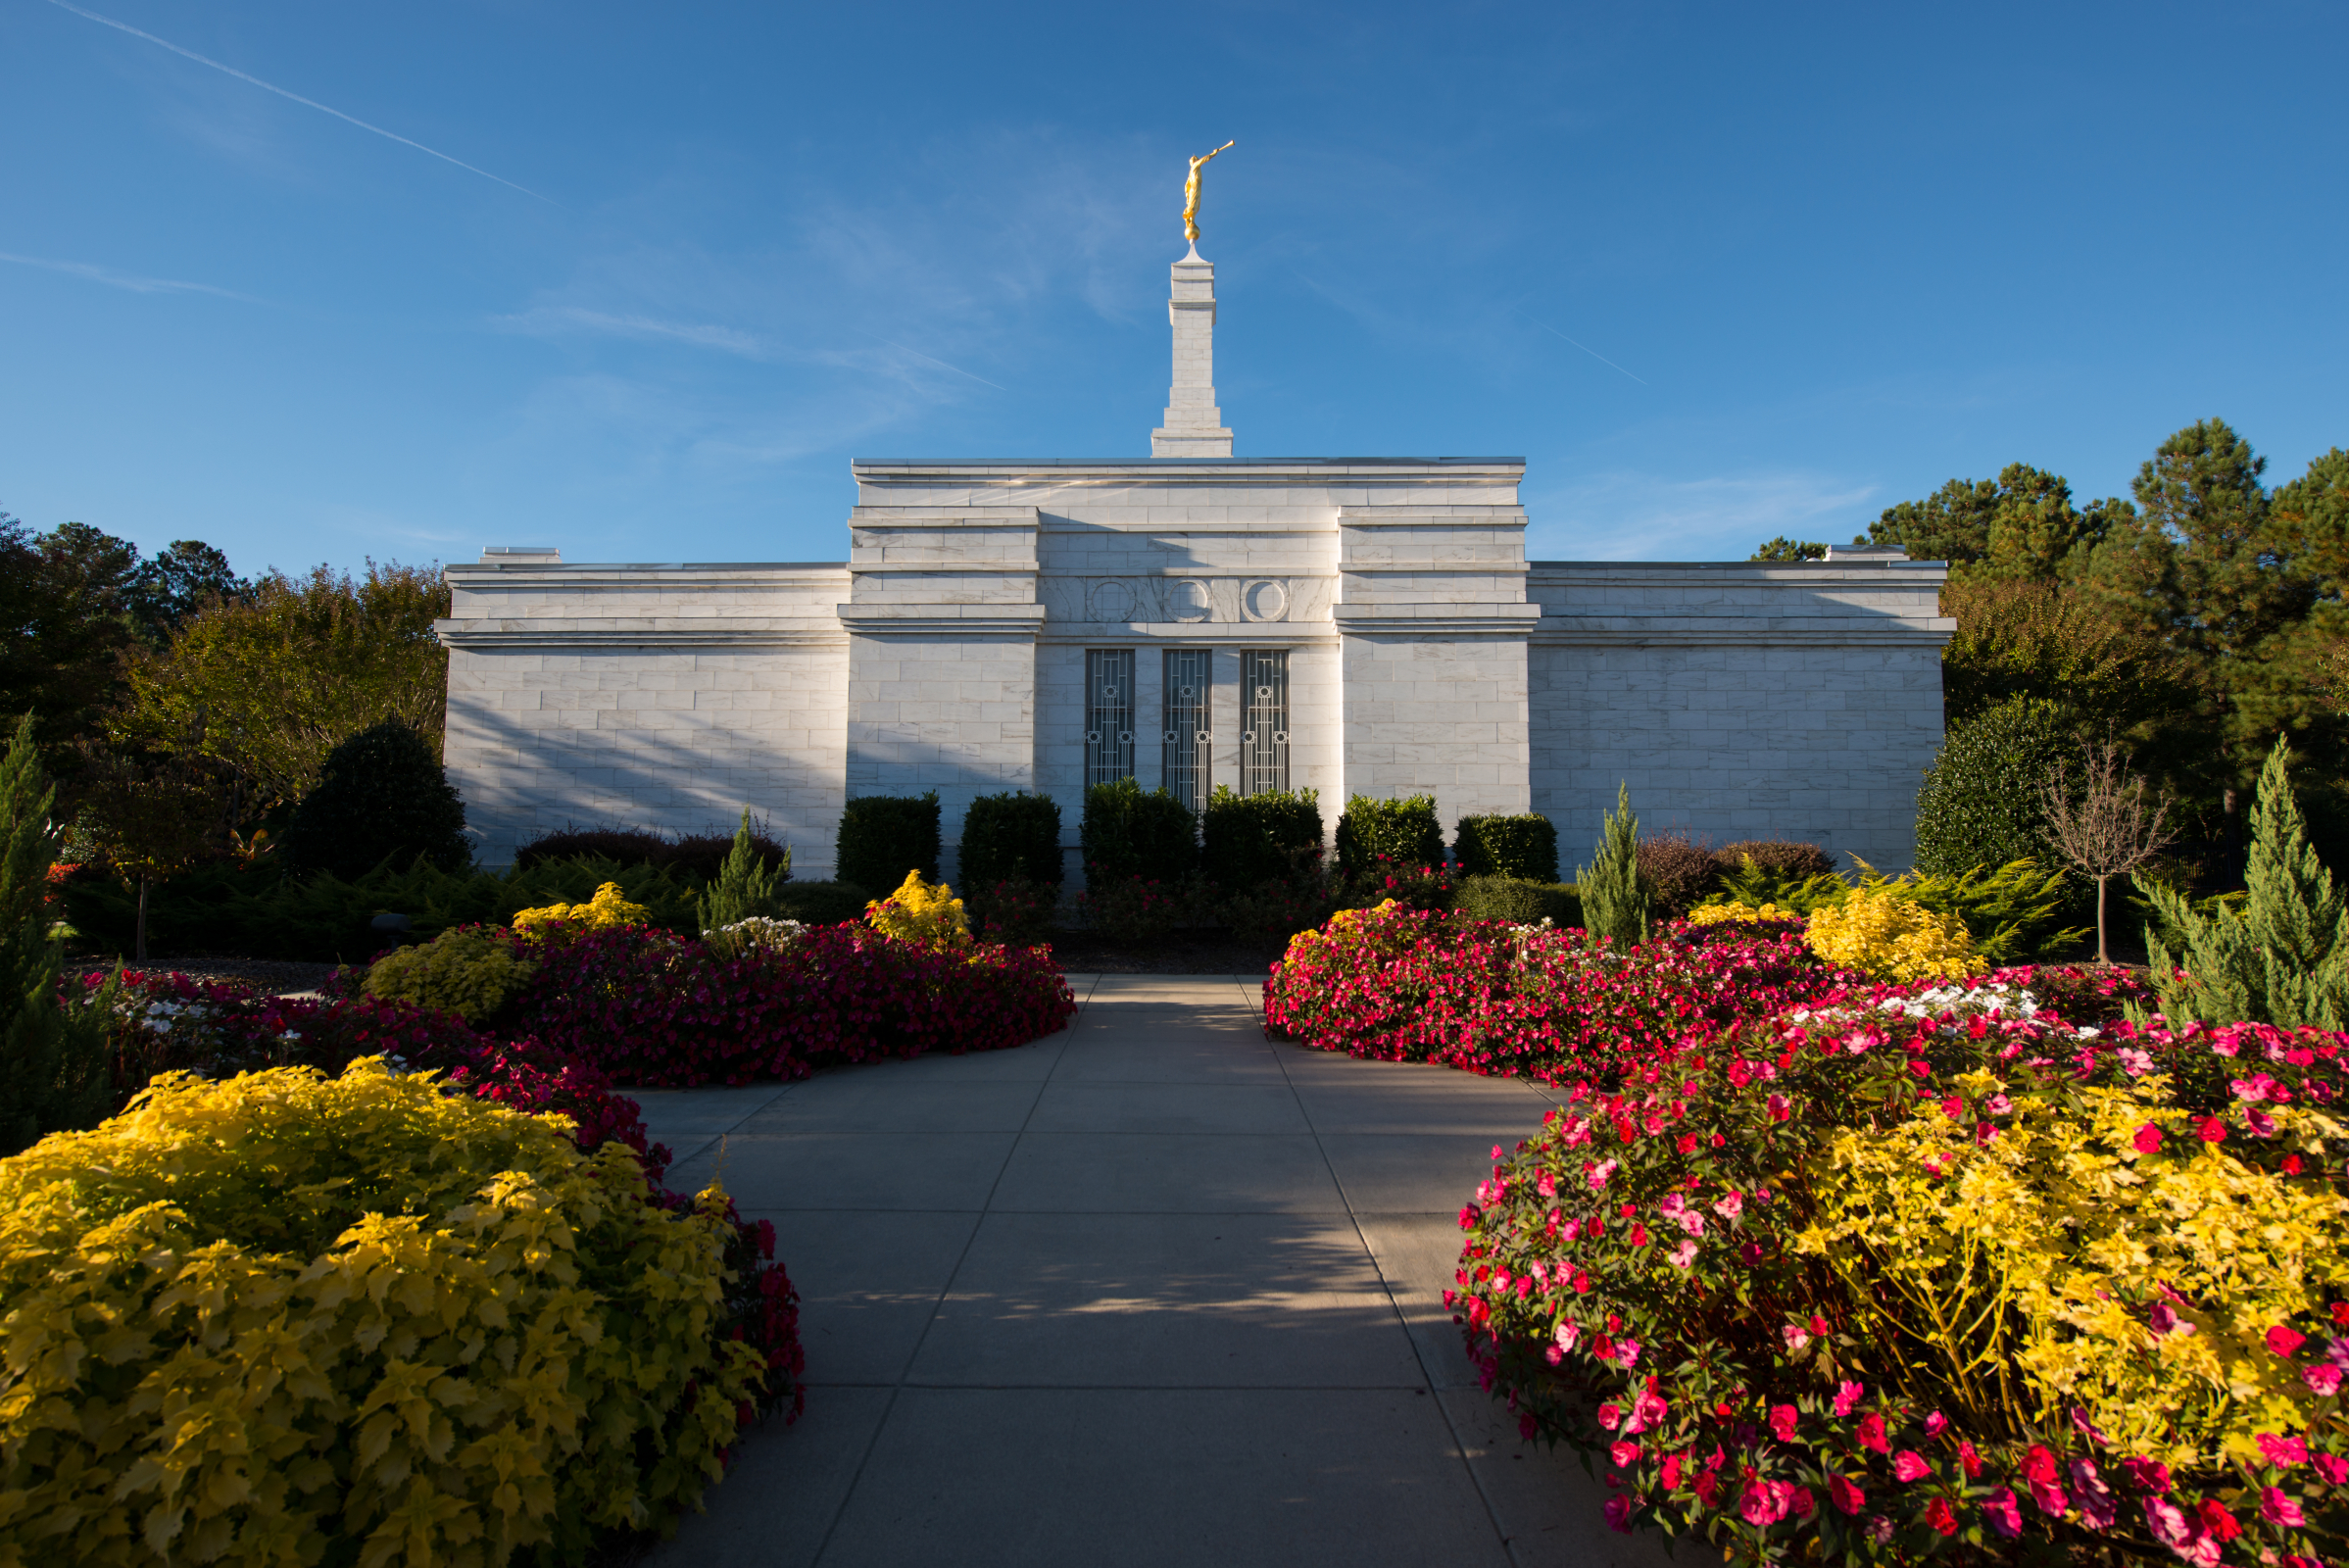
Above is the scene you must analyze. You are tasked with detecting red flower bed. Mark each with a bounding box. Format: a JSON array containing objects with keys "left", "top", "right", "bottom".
[
  {"left": 511, "top": 924, "right": 1077, "bottom": 1086},
  {"left": 1450, "top": 972, "right": 2346, "bottom": 1566},
  {"left": 1262, "top": 903, "right": 1850, "bottom": 1082}
]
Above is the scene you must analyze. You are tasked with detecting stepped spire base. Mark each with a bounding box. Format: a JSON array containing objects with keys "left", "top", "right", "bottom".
[{"left": 1150, "top": 250, "right": 1232, "bottom": 458}]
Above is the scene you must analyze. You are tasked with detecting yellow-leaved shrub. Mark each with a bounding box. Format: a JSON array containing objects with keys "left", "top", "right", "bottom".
[
  {"left": 863, "top": 870, "right": 969, "bottom": 952},
  {"left": 1685, "top": 901, "right": 1805, "bottom": 927},
  {"left": 510, "top": 881, "right": 651, "bottom": 941},
  {"left": 364, "top": 928, "right": 538, "bottom": 1024},
  {"left": 0, "top": 1058, "right": 764, "bottom": 1568},
  {"left": 1793, "top": 1068, "right": 2349, "bottom": 1470},
  {"left": 1802, "top": 882, "right": 1984, "bottom": 980}
]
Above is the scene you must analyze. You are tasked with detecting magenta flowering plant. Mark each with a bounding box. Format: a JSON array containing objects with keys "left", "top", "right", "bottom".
[
  {"left": 1264, "top": 904, "right": 1854, "bottom": 1082},
  {"left": 1450, "top": 973, "right": 2349, "bottom": 1565}
]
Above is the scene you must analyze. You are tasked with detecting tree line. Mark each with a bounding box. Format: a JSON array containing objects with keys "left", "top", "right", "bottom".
[{"left": 1756, "top": 417, "right": 2349, "bottom": 887}]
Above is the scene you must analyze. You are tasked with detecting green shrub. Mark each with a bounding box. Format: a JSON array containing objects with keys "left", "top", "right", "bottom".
[
  {"left": 1218, "top": 875, "right": 1342, "bottom": 948},
  {"left": 517, "top": 821, "right": 791, "bottom": 880},
  {"left": 1, "top": 714, "right": 113, "bottom": 1156},
  {"left": 960, "top": 792, "right": 1065, "bottom": 889},
  {"left": 834, "top": 793, "right": 939, "bottom": 899},
  {"left": 966, "top": 875, "right": 1058, "bottom": 945},
  {"left": 1913, "top": 695, "right": 2076, "bottom": 878},
  {"left": 698, "top": 809, "right": 791, "bottom": 931},
  {"left": 1709, "top": 856, "right": 1851, "bottom": 916},
  {"left": 1451, "top": 813, "right": 1558, "bottom": 882},
  {"left": 1334, "top": 792, "right": 1444, "bottom": 877},
  {"left": 2138, "top": 737, "right": 2349, "bottom": 1028},
  {"left": 1892, "top": 858, "right": 2087, "bottom": 964},
  {"left": 1710, "top": 839, "right": 1835, "bottom": 882},
  {"left": 1079, "top": 778, "right": 1197, "bottom": 884},
  {"left": 0, "top": 1059, "right": 764, "bottom": 1561},
  {"left": 280, "top": 719, "right": 470, "bottom": 881},
  {"left": 363, "top": 927, "right": 538, "bottom": 1025},
  {"left": 59, "top": 853, "right": 707, "bottom": 963},
  {"left": 1452, "top": 874, "right": 1580, "bottom": 928},
  {"left": 1075, "top": 873, "right": 1183, "bottom": 943},
  {"left": 1577, "top": 783, "right": 1650, "bottom": 944},
  {"left": 772, "top": 879, "right": 871, "bottom": 926},
  {"left": 1200, "top": 785, "right": 1324, "bottom": 892}
]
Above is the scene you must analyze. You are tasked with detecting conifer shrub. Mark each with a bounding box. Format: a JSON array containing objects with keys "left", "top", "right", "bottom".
[
  {"left": 1201, "top": 785, "right": 1323, "bottom": 892},
  {"left": 1914, "top": 696, "right": 2076, "bottom": 878},
  {"left": 280, "top": 719, "right": 470, "bottom": 881},
  {"left": 1578, "top": 784, "right": 1652, "bottom": 945},
  {"left": 834, "top": 793, "right": 939, "bottom": 897},
  {"left": 0, "top": 714, "right": 114, "bottom": 1155},
  {"left": 515, "top": 821, "right": 791, "bottom": 881},
  {"left": 0, "top": 1058, "right": 776, "bottom": 1562},
  {"left": 363, "top": 926, "right": 539, "bottom": 1026},
  {"left": 699, "top": 810, "right": 791, "bottom": 931},
  {"left": 1079, "top": 779, "right": 1196, "bottom": 885},
  {"left": 2140, "top": 738, "right": 2349, "bottom": 1029},
  {"left": 959, "top": 791, "right": 1065, "bottom": 890},
  {"left": 1335, "top": 792, "right": 1445, "bottom": 878},
  {"left": 1453, "top": 813, "right": 1560, "bottom": 882}
]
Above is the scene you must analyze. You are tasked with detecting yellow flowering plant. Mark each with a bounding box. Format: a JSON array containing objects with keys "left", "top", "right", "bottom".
[
  {"left": 510, "top": 880, "right": 652, "bottom": 941},
  {"left": 1452, "top": 974, "right": 2349, "bottom": 1566},
  {"left": 0, "top": 1058, "right": 767, "bottom": 1567},
  {"left": 863, "top": 869, "right": 970, "bottom": 952},
  {"left": 1804, "top": 882, "right": 1985, "bottom": 981},
  {"left": 1686, "top": 901, "right": 1807, "bottom": 927}
]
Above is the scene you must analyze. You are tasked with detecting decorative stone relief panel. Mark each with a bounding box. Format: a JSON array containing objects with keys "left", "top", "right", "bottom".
[{"left": 1040, "top": 576, "right": 1331, "bottom": 624}]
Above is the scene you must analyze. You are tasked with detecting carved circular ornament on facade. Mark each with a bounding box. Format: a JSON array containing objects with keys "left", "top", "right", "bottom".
[
  {"left": 1241, "top": 579, "right": 1289, "bottom": 622},
  {"left": 1088, "top": 580, "right": 1138, "bottom": 621},
  {"left": 1166, "top": 578, "right": 1212, "bottom": 622}
]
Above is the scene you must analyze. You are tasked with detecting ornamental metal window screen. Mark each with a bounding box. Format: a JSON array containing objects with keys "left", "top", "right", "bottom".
[
  {"left": 1161, "top": 649, "right": 1210, "bottom": 814},
  {"left": 1240, "top": 649, "right": 1290, "bottom": 796},
  {"left": 1084, "top": 649, "right": 1136, "bottom": 786}
]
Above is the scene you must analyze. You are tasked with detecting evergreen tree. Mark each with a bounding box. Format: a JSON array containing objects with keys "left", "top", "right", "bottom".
[
  {"left": 2136, "top": 737, "right": 2349, "bottom": 1028},
  {"left": 0, "top": 713, "right": 115, "bottom": 1154},
  {"left": 699, "top": 808, "right": 791, "bottom": 932},
  {"left": 1577, "top": 783, "right": 1650, "bottom": 945},
  {"left": 281, "top": 720, "right": 469, "bottom": 881}
]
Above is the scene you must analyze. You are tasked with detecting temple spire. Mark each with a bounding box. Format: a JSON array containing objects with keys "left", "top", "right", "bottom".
[{"left": 1150, "top": 248, "right": 1233, "bottom": 458}]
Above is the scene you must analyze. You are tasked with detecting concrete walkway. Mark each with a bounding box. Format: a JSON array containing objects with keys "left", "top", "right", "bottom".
[{"left": 632, "top": 974, "right": 1665, "bottom": 1568}]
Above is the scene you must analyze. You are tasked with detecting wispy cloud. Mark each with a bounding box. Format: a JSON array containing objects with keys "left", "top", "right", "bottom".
[
  {"left": 1527, "top": 468, "right": 1878, "bottom": 561},
  {"left": 493, "top": 306, "right": 768, "bottom": 359},
  {"left": 41, "top": 0, "right": 556, "bottom": 204},
  {"left": 0, "top": 250, "right": 264, "bottom": 302}
]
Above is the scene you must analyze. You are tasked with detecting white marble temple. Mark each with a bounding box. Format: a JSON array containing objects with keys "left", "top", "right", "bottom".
[{"left": 437, "top": 255, "right": 1951, "bottom": 880}]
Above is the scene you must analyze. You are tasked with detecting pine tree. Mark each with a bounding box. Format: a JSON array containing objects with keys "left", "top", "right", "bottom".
[
  {"left": 699, "top": 808, "right": 791, "bottom": 932},
  {"left": 2136, "top": 737, "right": 2349, "bottom": 1028},
  {"left": 1578, "top": 783, "right": 1650, "bottom": 945},
  {"left": 1, "top": 712, "right": 116, "bottom": 1154}
]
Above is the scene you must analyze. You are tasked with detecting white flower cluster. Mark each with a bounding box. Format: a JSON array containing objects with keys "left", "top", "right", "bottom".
[{"left": 702, "top": 916, "right": 808, "bottom": 954}]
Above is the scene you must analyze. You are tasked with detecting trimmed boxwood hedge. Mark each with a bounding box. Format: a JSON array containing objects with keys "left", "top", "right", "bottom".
[
  {"left": 1079, "top": 779, "right": 1196, "bottom": 884},
  {"left": 1335, "top": 793, "right": 1444, "bottom": 877},
  {"left": 1452, "top": 813, "right": 1558, "bottom": 882},
  {"left": 959, "top": 792, "right": 1065, "bottom": 889},
  {"left": 835, "top": 793, "right": 940, "bottom": 897},
  {"left": 1201, "top": 785, "right": 1323, "bottom": 892}
]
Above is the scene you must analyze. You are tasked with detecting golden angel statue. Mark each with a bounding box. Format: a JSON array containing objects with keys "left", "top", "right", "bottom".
[{"left": 1182, "top": 141, "right": 1234, "bottom": 247}]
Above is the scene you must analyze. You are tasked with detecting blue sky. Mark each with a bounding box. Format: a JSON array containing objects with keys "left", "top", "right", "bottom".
[{"left": 4, "top": 0, "right": 2344, "bottom": 575}]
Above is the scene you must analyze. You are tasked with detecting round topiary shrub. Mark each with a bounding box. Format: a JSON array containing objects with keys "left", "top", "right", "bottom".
[
  {"left": 1914, "top": 695, "right": 2075, "bottom": 878},
  {"left": 282, "top": 719, "right": 470, "bottom": 881},
  {"left": 0, "top": 1057, "right": 772, "bottom": 1561}
]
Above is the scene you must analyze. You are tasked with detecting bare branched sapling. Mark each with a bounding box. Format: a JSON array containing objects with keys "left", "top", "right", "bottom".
[{"left": 2039, "top": 741, "right": 2178, "bottom": 964}]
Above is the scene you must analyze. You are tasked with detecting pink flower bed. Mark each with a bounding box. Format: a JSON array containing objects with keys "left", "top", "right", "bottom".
[
  {"left": 1262, "top": 904, "right": 1849, "bottom": 1081},
  {"left": 511, "top": 924, "right": 1078, "bottom": 1086},
  {"left": 1448, "top": 968, "right": 2347, "bottom": 1566}
]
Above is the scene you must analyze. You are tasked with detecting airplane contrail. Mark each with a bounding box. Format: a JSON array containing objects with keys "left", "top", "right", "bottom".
[
  {"left": 0, "top": 250, "right": 266, "bottom": 301},
  {"left": 41, "top": 0, "right": 556, "bottom": 204},
  {"left": 873, "top": 336, "right": 1010, "bottom": 393},
  {"left": 1509, "top": 303, "right": 1649, "bottom": 387}
]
